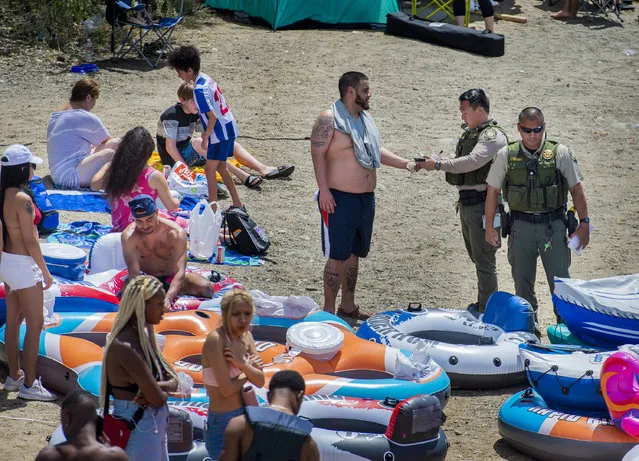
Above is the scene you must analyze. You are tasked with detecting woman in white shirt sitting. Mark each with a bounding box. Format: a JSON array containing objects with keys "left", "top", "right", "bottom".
[{"left": 47, "top": 79, "right": 120, "bottom": 189}]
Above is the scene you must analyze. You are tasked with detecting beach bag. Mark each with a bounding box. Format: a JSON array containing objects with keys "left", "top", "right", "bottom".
[
  {"left": 189, "top": 200, "right": 223, "bottom": 260},
  {"left": 102, "top": 382, "right": 145, "bottom": 449},
  {"left": 167, "top": 161, "right": 208, "bottom": 197},
  {"left": 222, "top": 207, "right": 270, "bottom": 256},
  {"left": 27, "top": 176, "right": 59, "bottom": 235}
]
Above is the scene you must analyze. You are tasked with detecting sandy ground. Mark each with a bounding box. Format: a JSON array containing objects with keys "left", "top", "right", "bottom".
[{"left": 0, "top": 2, "right": 638, "bottom": 460}]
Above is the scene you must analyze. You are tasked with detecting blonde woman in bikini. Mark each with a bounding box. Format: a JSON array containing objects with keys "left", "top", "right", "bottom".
[{"left": 201, "top": 289, "right": 265, "bottom": 460}]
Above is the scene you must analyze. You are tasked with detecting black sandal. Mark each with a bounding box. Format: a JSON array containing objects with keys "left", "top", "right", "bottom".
[
  {"left": 244, "top": 175, "right": 264, "bottom": 189},
  {"left": 262, "top": 165, "right": 295, "bottom": 180}
]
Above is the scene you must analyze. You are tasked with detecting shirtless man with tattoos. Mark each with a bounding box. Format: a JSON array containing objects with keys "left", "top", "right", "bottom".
[
  {"left": 310, "top": 72, "right": 418, "bottom": 320},
  {"left": 121, "top": 194, "right": 214, "bottom": 310}
]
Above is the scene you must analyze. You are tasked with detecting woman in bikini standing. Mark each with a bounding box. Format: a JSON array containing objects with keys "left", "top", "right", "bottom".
[
  {"left": 100, "top": 275, "right": 178, "bottom": 460},
  {"left": 201, "top": 289, "right": 265, "bottom": 459},
  {"left": 0, "top": 145, "right": 56, "bottom": 401}
]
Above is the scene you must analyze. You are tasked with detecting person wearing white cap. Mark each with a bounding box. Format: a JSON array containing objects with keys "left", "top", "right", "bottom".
[{"left": 0, "top": 144, "right": 56, "bottom": 401}]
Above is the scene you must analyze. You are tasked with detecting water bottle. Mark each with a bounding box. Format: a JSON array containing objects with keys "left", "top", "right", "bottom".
[{"left": 85, "top": 38, "right": 94, "bottom": 63}]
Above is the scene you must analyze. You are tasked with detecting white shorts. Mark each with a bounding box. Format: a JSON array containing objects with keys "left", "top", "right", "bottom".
[{"left": 0, "top": 252, "right": 44, "bottom": 291}]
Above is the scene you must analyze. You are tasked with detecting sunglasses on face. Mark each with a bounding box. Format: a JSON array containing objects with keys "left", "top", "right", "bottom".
[
  {"left": 519, "top": 124, "right": 545, "bottom": 134},
  {"left": 31, "top": 163, "right": 37, "bottom": 171}
]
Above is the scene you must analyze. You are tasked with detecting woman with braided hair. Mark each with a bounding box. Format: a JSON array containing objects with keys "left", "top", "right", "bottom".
[{"left": 100, "top": 275, "right": 178, "bottom": 460}]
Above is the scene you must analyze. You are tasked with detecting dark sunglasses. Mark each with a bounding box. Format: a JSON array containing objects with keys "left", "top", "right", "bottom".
[
  {"left": 460, "top": 89, "right": 483, "bottom": 103},
  {"left": 519, "top": 124, "right": 545, "bottom": 134},
  {"left": 31, "top": 163, "right": 37, "bottom": 171}
]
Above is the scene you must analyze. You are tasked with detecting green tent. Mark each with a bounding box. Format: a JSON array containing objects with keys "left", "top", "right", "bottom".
[{"left": 205, "top": 0, "right": 400, "bottom": 30}]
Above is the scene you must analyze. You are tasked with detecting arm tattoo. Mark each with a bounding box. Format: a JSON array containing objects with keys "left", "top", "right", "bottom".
[
  {"left": 25, "top": 200, "right": 34, "bottom": 215},
  {"left": 311, "top": 114, "right": 333, "bottom": 148}
]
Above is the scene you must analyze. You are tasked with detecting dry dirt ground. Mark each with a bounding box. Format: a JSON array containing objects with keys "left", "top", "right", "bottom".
[{"left": 0, "top": 2, "right": 638, "bottom": 460}]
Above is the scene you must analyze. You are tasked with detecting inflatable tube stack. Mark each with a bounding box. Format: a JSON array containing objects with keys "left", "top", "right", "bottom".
[
  {"left": 36, "top": 308, "right": 451, "bottom": 460},
  {"left": 499, "top": 342, "right": 639, "bottom": 459}
]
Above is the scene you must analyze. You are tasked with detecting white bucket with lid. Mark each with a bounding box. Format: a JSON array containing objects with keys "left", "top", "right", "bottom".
[{"left": 286, "top": 322, "right": 344, "bottom": 361}]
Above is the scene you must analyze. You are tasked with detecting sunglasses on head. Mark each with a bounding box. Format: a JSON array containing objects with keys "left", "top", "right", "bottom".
[
  {"left": 461, "top": 89, "right": 483, "bottom": 102},
  {"left": 520, "top": 124, "right": 545, "bottom": 134}
]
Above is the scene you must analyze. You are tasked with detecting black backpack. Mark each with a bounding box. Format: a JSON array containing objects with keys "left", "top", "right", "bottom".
[{"left": 222, "top": 208, "right": 270, "bottom": 256}]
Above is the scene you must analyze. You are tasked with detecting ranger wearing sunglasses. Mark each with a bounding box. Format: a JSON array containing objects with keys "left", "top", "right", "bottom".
[
  {"left": 484, "top": 107, "right": 590, "bottom": 324},
  {"left": 421, "top": 89, "right": 508, "bottom": 314}
]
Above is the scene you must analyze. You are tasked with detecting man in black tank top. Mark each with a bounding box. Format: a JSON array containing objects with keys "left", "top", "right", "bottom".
[{"left": 219, "top": 371, "right": 319, "bottom": 461}]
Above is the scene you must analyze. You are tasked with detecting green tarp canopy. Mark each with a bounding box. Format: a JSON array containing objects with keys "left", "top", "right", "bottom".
[{"left": 205, "top": 0, "right": 400, "bottom": 30}]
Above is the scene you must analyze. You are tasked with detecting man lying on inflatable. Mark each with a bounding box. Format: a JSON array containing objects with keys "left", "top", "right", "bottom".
[{"left": 121, "top": 194, "right": 214, "bottom": 309}]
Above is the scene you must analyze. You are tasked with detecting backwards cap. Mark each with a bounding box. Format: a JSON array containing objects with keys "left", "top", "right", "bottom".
[{"left": 129, "top": 194, "right": 158, "bottom": 219}]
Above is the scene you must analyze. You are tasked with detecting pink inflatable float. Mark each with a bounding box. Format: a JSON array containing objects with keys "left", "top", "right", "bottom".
[{"left": 601, "top": 346, "right": 639, "bottom": 438}]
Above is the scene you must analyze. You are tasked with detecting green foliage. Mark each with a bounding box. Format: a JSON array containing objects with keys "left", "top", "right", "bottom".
[
  {"left": 11, "top": 0, "right": 104, "bottom": 49},
  {"left": 7, "top": 0, "right": 198, "bottom": 51}
]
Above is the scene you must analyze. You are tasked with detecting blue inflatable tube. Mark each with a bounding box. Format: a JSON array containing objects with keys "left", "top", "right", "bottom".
[
  {"left": 553, "top": 275, "right": 639, "bottom": 348},
  {"left": 499, "top": 388, "right": 638, "bottom": 461},
  {"left": 554, "top": 295, "right": 639, "bottom": 348},
  {"left": 519, "top": 343, "right": 612, "bottom": 415}
]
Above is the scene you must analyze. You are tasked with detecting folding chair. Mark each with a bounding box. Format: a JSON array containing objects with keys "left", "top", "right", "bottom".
[
  {"left": 109, "top": 0, "right": 184, "bottom": 68},
  {"left": 578, "top": 0, "right": 623, "bottom": 21},
  {"left": 411, "top": 0, "right": 471, "bottom": 26}
]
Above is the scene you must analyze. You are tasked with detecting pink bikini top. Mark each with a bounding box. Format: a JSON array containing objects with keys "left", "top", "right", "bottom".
[{"left": 202, "top": 329, "right": 245, "bottom": 387}]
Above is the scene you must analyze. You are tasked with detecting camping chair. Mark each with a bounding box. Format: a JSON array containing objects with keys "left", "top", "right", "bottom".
[
  {"left": 411, "top": 0, "right": 470, "bottom": 26},
  {"left": 578, "top": 0, "right": 623, "bottom": 21},
  {"left": 108, "top": 0, "right": 184, "bottom": 68}
]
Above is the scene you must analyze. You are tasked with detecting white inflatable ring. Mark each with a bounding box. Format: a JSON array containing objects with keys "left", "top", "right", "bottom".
[{"left": 286, "top": 322, "right": 344, "bottom": 361}]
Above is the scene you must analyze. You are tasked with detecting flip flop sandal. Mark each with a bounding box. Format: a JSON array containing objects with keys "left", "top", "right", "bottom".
[
  {"left": 262, "top": 165, "right": 295, "bottom": 180},
  {"left": 244, "top": 175, "right": 264, "bottom": 189},
  {"left": 336, "top": 306, "right": 372, "bottom": 321}
]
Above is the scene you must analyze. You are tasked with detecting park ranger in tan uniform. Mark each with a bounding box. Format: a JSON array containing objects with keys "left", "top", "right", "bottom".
[
  {"left": 484, "top": 107, "right": 591, "bottom": 323},
  {"left": 422, "top": 89, "right": 507, "bottom": 313}
]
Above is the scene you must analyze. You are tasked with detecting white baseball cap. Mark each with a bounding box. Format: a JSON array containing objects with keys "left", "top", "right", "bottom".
[{"left": 1, "top": 144, "right": 43, "bottom": 167}]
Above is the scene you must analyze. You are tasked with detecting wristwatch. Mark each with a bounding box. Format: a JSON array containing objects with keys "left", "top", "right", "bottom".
[
  {"left": 579, "top": 217, "right": 590, "bottom": 224},
  {"left": 435, "top": 160, "right": 442, "bottom": 171}
]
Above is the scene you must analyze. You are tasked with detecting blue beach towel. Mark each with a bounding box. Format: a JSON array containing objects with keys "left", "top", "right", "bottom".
[
  {"left": 188, "top": 245, "right": 263, "bottom": 267},
  {"left": 48, "top": 190, "right": 110, "bottom": 213},
  {"left": 46, "top": 222, "right": 113, "bottom": 248}
]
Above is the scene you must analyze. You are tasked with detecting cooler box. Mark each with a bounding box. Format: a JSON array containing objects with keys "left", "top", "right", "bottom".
[{"left": 41, "top": 243, "right": 87, "bottom": 281}]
